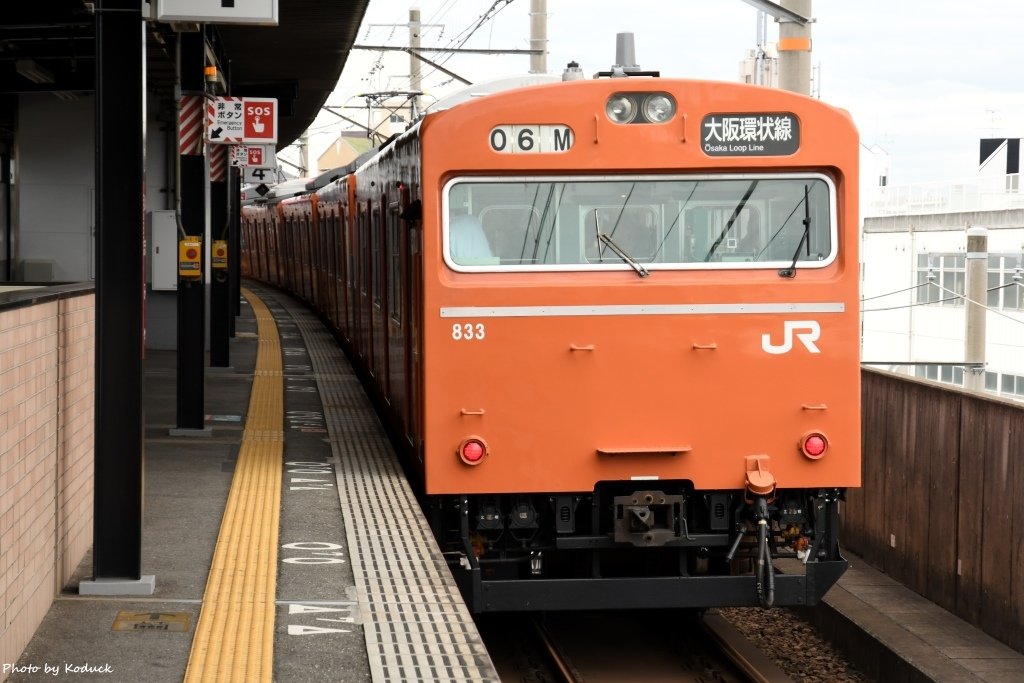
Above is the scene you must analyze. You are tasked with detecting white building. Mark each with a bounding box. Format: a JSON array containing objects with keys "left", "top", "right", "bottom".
[
  {"left": 860, "top": 141, "right": 1024, "bottom": 401},
  {"left": 738, "top": 43, "right": 779, "bottom": 88}
]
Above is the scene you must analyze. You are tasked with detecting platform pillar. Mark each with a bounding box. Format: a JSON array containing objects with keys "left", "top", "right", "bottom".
[
  {"left": 175, "top": 32, "right": 209, "bottom": 432},
  {"left": 210, "top": 151, "right": 230, "bottom": 367},
  {"left": 88, "top": 0, "right": 151, "bottom": 592}
]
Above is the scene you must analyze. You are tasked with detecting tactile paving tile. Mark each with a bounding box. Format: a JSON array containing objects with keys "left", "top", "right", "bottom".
[{"left": 275, "top": 296, "right": 499, "bottom": 683}]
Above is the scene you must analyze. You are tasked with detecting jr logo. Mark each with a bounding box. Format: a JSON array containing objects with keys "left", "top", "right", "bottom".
[{"left": 761, "top": 320, "right": 821, "bottom": 355}]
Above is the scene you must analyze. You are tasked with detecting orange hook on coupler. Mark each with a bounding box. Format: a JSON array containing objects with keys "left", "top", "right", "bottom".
[{"left": 744, "top": 454, "right": 776, "bottom": 501}]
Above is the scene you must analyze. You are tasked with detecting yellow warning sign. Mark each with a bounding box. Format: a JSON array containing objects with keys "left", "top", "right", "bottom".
[{"left": 112, "top": 611, "right": 192, "bottom": 632}]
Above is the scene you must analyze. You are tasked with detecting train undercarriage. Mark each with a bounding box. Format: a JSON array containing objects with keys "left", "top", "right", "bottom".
[{"left": 431, "top": 483, "right": 847, "bottom": 612}]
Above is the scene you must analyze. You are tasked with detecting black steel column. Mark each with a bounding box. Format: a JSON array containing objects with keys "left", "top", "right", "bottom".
[
  {"left": 225, "top": 62, "right": 242, "bottom": 324},
  {"left": 94, "top": 0, "right": 144, "bottom": 579},
  {"left": 210, "top": 162, "right": 229, "bottom": 366},
  {"left": 176, "top": 32, "right": 206, "bottom": 429},
  {"left": 229, "top": 165, "right": 241, "bottom": 332}
]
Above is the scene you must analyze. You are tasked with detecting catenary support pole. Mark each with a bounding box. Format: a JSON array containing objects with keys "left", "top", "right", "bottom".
[
  {"left": 964, "top": 226, "right": 988, "bottom": 392},
  {"left": 410, "top": 8, "right": 422, "bottom": 118},
  {"left": 530, "top": 0, "right": 548, "bottom": 74},
  {"left": 778, "top": 0, "right": 811, "bottom": 95}
]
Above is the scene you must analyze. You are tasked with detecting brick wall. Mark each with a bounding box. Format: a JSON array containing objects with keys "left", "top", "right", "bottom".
[{"left": 0, "top": 291, "right": 94, "bottom": 675}]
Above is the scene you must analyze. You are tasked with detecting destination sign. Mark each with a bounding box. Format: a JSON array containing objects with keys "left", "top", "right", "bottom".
[{"left": 701, "top": 113, "right": 799, "bottom": 156}]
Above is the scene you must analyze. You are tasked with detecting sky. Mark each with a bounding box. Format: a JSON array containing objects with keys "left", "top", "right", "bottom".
[{"left": 289, "top": 0, "right": 1024, "bottom": 185}]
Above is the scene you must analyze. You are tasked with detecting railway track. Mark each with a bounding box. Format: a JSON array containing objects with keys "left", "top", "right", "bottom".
[{"left": 483, "top": 610, "right": 793, "bottom": 683}]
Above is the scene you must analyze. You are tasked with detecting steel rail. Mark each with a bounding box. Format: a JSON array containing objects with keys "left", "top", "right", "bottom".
[{"left": 702, "top": 610, "right": 795, "bottom": 683}]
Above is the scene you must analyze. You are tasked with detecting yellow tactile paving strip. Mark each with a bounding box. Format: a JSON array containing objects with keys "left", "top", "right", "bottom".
[{"left": 184, "top": 288, "right": 283, "bottom": 683}]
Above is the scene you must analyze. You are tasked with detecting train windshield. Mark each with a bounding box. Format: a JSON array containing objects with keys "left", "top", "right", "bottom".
[{"left": 443, "top": 174, "right": 837, "bottom": 272}]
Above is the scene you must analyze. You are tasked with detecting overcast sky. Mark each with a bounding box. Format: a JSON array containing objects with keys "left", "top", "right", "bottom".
[{"left": 300, "top": 0, "right": 1024, "bottom": 184}]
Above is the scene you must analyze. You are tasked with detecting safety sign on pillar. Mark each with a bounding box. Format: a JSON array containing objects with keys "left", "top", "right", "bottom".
[
  {"left": 178, "top": 95, "right": 205, "bottom": 155},
  {"left": 210, "top": 144, "right": 227, "bottom": 182},
  {"left": 207, "top": 96, "right": 278, "bottom": 145}
]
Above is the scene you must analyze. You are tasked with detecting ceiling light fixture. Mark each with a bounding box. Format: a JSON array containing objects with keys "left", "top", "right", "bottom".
[{"left": 15, "top": 59, "right": 55, "bottom": 84}]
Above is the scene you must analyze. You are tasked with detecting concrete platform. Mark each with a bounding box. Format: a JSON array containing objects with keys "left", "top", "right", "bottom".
[
  {"left": 796, "top": 553, "right": 1024, "bottom": 683},
  {"left": 6, "top": 285, "right": 496, "bottom": 682}
]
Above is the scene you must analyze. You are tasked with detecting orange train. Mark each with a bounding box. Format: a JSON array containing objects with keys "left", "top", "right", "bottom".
[{"left": 242, "top": 68, "right": 860, "bottom": 612}]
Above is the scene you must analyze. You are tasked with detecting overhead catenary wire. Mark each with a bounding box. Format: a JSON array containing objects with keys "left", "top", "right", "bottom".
[
  {"left": 862, "top": 281, "right": 1024, "bottom": 330},
  {"left": 415, "top": 0, "right": 518, "bottom": 87},
  {"left": 860, "top": 281, "right": 930, "bottom": 302},
  {"left": 932, "top": 281, "right": 1024, "bottom": 326}
]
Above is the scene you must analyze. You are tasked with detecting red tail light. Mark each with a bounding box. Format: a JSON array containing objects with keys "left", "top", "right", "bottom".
[
  {"left": 800, "top": 433, "right": 828, "bottom": 459},
  {"left": 458, "top": 437, "right": 488, "bottom": 465}
]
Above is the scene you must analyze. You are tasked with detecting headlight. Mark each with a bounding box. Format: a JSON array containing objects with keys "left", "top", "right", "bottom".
[
  {"left": 605, "top": 95, "right": 636, "bottom": 124},
  {"left": 643, "top": 94, "right": 676, "bottom": 123}
]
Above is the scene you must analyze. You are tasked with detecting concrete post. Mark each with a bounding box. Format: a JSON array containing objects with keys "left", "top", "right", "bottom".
[
  {"left": 410, "top": 8, "right": 421, "bottom": 118},
  {"left": 778, "top": 0, "right": 811, "bottom": 95},
  {"left": 530, "top": 0, "right": 547, "bottom": 74},
  {"left": 964, "top": 226, "right": 988, "bottom": 391}
]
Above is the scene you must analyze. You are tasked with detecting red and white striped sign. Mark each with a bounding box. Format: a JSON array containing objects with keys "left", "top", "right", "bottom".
[
  {"left": 178, "top": 95, "right": 204, "bottom": 155},
  {"left": 207, "top": 96, "right": 244, "bottom": 144},
  {"left": 209, "top": 144, "right": 227, "bottom": 182}
]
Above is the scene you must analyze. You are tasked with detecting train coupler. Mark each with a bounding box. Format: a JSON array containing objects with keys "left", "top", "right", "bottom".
[
  {"left": 724, "top": 492, "right": 776, "bottom": 608},
  {"left": 612, "top": 490, "right": 684, "bottom": 546}
]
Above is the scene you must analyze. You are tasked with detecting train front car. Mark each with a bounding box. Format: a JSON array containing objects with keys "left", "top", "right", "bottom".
[{"left": 419, "top": 77, "right": 860, "bottom": 612}]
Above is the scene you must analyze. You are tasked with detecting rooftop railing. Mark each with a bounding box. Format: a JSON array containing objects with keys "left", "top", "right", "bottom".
[{"left": 865, "top": 173, "right": 1024, "bottom": 217}]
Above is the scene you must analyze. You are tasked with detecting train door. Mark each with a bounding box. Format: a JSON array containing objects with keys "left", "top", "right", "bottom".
[
  {"left": 343, "top": 201, "right": 356, "bottom": 342},
  {"left": 266, "top": 218, "right": 274, "bottom": 284},
  {"left": 305, "top": 213, "right": 316, "bottom": 304},
  {"left": 402, "top": 190, "right": 422, "bottom": 457},
  {"left": 300, "top": 214, "right": 311, "bottom": 300},
  {"left": 386, "top": 200, "right": 404, "bottom": 418},
  {"left": 333, "top": 211, "right": 345, "bottom": 336},
  {"left": 371, "top": 201, "right": 388, "bottom": 390},
  {"left": 322, "top": 210, "right": 334, "bottom": 323},
  {"left": 270, "top": 216, "right": 282, "bottom": 287},
  {"left": 301, "top": 214, "right": 309, "bottom": 301},
  {"left": 327, "top": 211, "right": 337, "bottom": 322},
  {"left": 283, "top": 216, "right": 295, "bottom": 291},
  {"left": 240, "top": 214, "right": 251, "bottom": 277},
  {"left": 293, "top": 215, "right": 303, "bottom": 296},
  {"left": 358, "top": 203, "right": 371, "bottom": 363}
]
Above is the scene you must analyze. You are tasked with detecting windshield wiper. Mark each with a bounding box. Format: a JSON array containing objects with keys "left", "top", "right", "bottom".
[
  {"left": 599, "top": 232, "right": 649, "bottom": 278},
  {"left": 779, "top": 184, "right": 811, "bottom": 278},
  {"left": 704, "top": 180, "right": 759, "bottom": 261}
]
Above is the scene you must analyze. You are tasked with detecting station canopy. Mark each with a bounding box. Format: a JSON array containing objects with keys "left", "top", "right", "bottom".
[{"left": 0, "top": 0, "right": 370, "bottom": 149}]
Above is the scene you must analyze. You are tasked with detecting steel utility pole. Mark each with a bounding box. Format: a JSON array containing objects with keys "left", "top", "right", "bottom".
[{"left": 964, "top": 226, "right": 988, "bottom": 392}]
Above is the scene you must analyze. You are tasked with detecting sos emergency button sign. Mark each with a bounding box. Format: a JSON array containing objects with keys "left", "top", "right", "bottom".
[{"left": 208, "top": 96, "right": 277, "bottom": 144}]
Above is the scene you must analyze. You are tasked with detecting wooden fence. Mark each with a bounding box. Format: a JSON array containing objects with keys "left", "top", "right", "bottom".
[{"left": 843, "top": 368, "right": 1024, "bottom": 652}]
